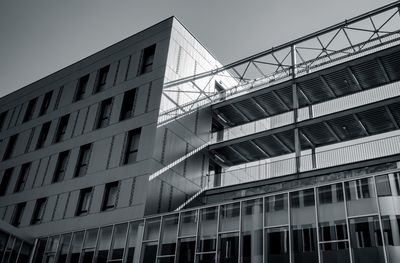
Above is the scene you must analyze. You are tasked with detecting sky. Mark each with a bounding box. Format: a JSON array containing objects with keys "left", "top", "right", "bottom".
[{"left": 0, "top": 0, "right": 395, "bottom": 98}]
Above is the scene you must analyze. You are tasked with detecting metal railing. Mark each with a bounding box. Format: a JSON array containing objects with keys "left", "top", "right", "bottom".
[
  {"left": 209, "top": 132, "right": 400, "bottom": 188},
  {"left": 210, "top": 81, "right": 400, "bottom": 144}
]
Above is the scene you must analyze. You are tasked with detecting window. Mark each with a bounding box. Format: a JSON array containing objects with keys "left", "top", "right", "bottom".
[
  {"left": 54, "top": 114, "right": 69, "bottom": 143},
  {"left": 0, "top": 168, "right": 13, "bottom": 196},
  {"left": 3, "top": 134, "right": 18, "bottom": 160},
  {"left": 36, "top": 121, "right": 51, "bottom": 149},
  {"left": 11, "top": 202, "right": 26, "bottom": 227},
  {"left": 102, "top": 181, "right": 119, "bottom": 211},
  {"left": 23, "top": 97, "right": 38, "bottom": 122},
  {"left": 39, "top": 91, "right": 53, "bottom": 116},
  {"left": 123, "top": 129, "right": 141, "bottom": 164},
  {"left": 74, "top": 144, "right": 91, "bottom": 177},
  {"left": 138, "top": 44, "right": 156, "bottom": 75},
  {"left": 96, "top": 98, "right": 112, "bottom": 129},
  {"left": 53, "top": 151, "right": 70, "bottom": 183},
  {"left": 76, "top": 187, "right": 93, "bottom": 216},
  {"left": 14, "top": 162, "right": 31, "bottom": 192},
  {"left": 95, "top": 65, "right": 110, "bottom": 93},
  {"left": 119, "top": 89, "right": 137, "bottom": 120},
  {"left": 74, "top": 74, "right": 90, "bottom": 101},
  {"left": 31, "top": 198, "right": 47, "bottom": 225},
  {"left": 0, "top": 111, "right": 7, "bottom": 131}
]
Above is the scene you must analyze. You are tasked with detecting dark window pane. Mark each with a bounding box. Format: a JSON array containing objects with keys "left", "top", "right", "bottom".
[
  {"left": 140, "top": 241, "right": 157, "bottom": 263},
  {"left": 76, "top": 188, "right": 92, "bottom": 216},
  {"left": 0, "top": 168, "right": 13, "bottom": 196},
  {"left": 218, "top": 232, "right": 239, "bottom": 263},
  {"left": 320, "top": 242, "right": 351, "bottom": 263},
  {"left": 0, "top": 111, "right": 7, "bottom": 131},
  {"left": 160, "top": 215, "right": 178, "bottom": 256},
  {"left": 102, "top": 181, "right": 119, "bottom": 211},
  {"left": 31, "top": 198, "right": 47, "bottom": 224},
  {"left": 11, "top": 202, "right": 26, "bottom": 227},
  {"left": 75, "top": 74, "right": 90, "bottom": 101},
  {"left": 36, "top": 122, "right": 51, "bottom": 149},
  {"left": 176, "top": 237, "right": 195, "bottom": 263},
  {"left": 23, "top": 97, "right": 38, "bottom": 122},
  {"left": 53, "top": 151, "right": 69, "bottom": 183},
  {"left": 349, "top": 216, "right": 385, "bottom": 263},
  {"left": 14, "top": 162, "right": 30, "bottom": 192},
  {"left": 74, "top": 144, "right": 91, "bottom": 177},
  {"left": 123, "top": 129, "right": 141, "bottom": 164},
  {"left": 198, "top": 207, "right": 218, "bottom": 252},
  {"left": 242, "top": 199, "right": 263, "bottom": 263},
  {"left": 54, "top": 114, "right": 69, "bottom": 143},
  {"left": 3, "top": 134, "right": 18, "bottom": 160},
  {"left": 139, "top": 44, "right": 156, "bottom": 75},
  {"left": 95, "top": 65, "right": 110, "bottom": 93},
  {"left": 119, "top": 89, "right": 137, "bottom": 120},
  {"left": 96, "top": 98, "right": 112, "bottom": 129},
  {"left": 265, "top": 227, "right": 290, "bottom": 263},
  {"left": 39, "top": 91, "right": 53, "bottom": 116}
]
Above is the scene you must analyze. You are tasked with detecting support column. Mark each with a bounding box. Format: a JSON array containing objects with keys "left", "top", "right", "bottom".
[{"left": 291, "top": 45, "right": 301, "bottom": 174}]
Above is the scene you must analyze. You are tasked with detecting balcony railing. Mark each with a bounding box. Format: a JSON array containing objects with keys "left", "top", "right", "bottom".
[
  {"left": 209, "top": 131, "right": 400, "bottom": 188},
  {"left": 210, "top": 81, "right": 400, "bottom": 144}
]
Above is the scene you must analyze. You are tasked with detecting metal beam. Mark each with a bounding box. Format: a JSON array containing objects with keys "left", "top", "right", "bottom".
[
  {"left": 249, "top": 140, "right": 270, "bottom": 157},
  {"left": 353, "top": 113, "right": 370, "bottom": 135},
  {"left": 230, "top": 104, "right": 251, "bottom": 122},
  {"left": 300, "top": 130, "right": 315, "bottom": 148},
  {"left": 376, "top": 57, "right": 390, "bottom": 82},
  {"left": 323, "top": 122, "right": 342, "bottom": 142},
  {"left": 272, "top": 90, "right": 291, "bottom": 110},
  {"left": 386, "top": 106, "right": 400, "bottom": 129},
  {"left": 320, "top": 75, "right": 337, "bottom": 97},
  {"left": 347, "top": 67, "right": 363, "bottom": 90},
  {"left": 250, "top": 97, "right": 269, "bottom": 116},
  {"left": 229, "top": 146, "right": 251, "bottom": 162},
  {"left": 272, "top": 134, "right": 292, "bottom": 152}
]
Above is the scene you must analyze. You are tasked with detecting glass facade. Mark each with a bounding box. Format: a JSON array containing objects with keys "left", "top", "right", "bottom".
[
  {"left": 0, "top": 230, "right": 32, "bottom": 263},
  {"left": 31, "top": 172, "right": 400, "bottom": 263}
]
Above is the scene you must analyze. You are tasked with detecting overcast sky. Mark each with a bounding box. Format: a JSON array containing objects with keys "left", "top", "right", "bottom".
[{"left": 0, "top": 0, "right": 394, "bottom": 98}]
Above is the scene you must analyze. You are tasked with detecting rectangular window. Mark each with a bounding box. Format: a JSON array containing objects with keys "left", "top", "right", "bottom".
[
  {"left": 3, "top": 134, "right": 18, "bottom": 160},
  {"left": 23, "top": 97, "right": 38, "bottom": 122},
  {"left": 123, "top": 129, "right": 141, "bottom": 164},
  {"left": 14, "top": 162, "right": 31, "bottom": 192},
  {"left": 39, "top": 91, "right": 53, "bottom": 116},
  {"left": 138, "top": 44, "right": 156, "bottom": 75},
  {"left": 74, "top": 144, "right": 91, "bottom": 177},
  {"left": 95, "top": 65, "right": 110, "bottom": 93},
  {"left": 119, "top": 89, "right": 137, "bottom": 121},
  {"left": 74, "top": 74, "right": 90, "bottom": 101},
  {"left": 96, "top": 98, "right": 112, "bottom": 129},
  {"left": 76, "top": 187, "right": 93, "bottom": 216},
  {"left": 11, "top": 202, "right": 26, "bottom": 227},
  {"left": 54, "top": 114, "right": 69, "bottom": 143},
  {"left": 53, "top": 151, "right": 70, "bottom": 183},
  {"left": 36, "top": 121, "right": 51, "bottom": 149},
  {"left": 102, "top": 181, "right": 119, "bottom": 211},
  {"left": 0, "top": 168, "right": 13, "bottom": 196},
  {"left": 0, "top": 111, "right": 7, "bottom": 131},
  {"left": 31, "top": 198, "right": 47, "bottom": 225}
]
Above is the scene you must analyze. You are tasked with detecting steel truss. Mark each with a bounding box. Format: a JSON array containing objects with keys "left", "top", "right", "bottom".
[{"left": 159, "top": 1, "right": 400, "bottom": 126}]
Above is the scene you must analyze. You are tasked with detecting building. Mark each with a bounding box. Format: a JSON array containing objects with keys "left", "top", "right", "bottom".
[{"left": 1, "top": 1, "right": 400, "bottom": 263}]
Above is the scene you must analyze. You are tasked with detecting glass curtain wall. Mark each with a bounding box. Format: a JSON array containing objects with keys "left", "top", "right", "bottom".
[{"left": 31, "top": 172, "right": 400, "bottom": 263}]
